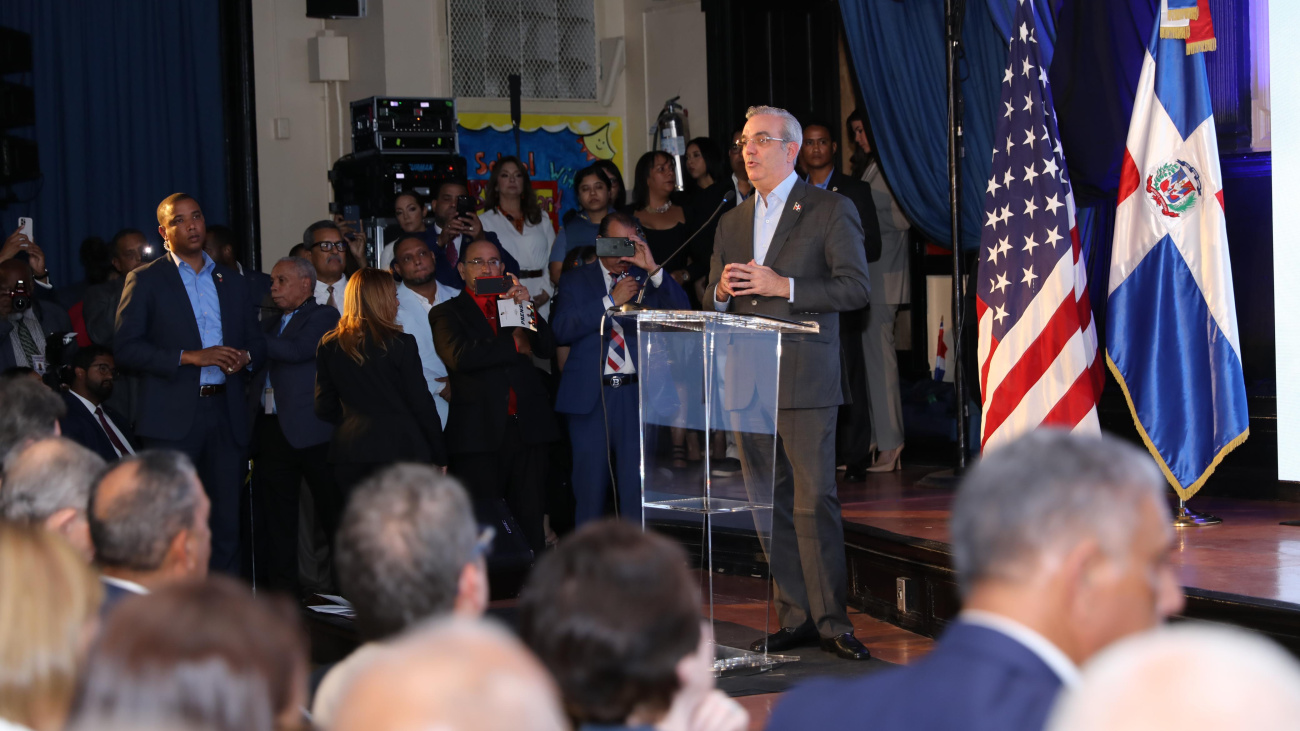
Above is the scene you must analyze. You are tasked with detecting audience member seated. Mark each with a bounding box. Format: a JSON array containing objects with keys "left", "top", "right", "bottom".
[
  {"left": 391, "top": 233, "right": 458, "bottom": 426},
  {"left": 552, "top": 212, "right": 688, "bottom": 525},
  {"left": 57, "top": 344, "right": 137, "bottom": 462},
  {"left": 0, "top": 436, "right": 105, "bottom": 561},
  {"left": 0, "top": 522, "right": 103, "bottom": 731},
  {"left": 479, "top": 157, "right": 556, "bottom": 318},
  {"left": 548, "top": 164, "right": 615, "bottom": 284},
  {"left": 0, "top": 259, "right": 71, "bottom": 377},
  {"left": 205, "top": 223, "right": 273, "bottom": 317},
  {"left": 250, "top": 255, "right": 342, "bottom": 597},
  {"left": 766, "top": 430, "right": 1185, "bottom": 731},
  {"left": 430, "top": 237, "right": 558, "bottom": 553},
  {"left": 88, "top": 450, "right": 211, "bottom": 611},
  {"left": 316, "top": 268, "right": 447, "bottom": 491},
  {"left": 519, "top": 520, "right": 748, "bottom": 731},
  {"left": 0, "top": 377, "right": 64, "bottom": 462},
  {"left": 1048, "top": 624, "right": 1300, "bottom": 731},
  {"left": 69, "top": 576, "right": 307, "bottom": 731},
  {"left": 83, "top": 228, "right": 148, "bottom": 348},
  {"left": 331, "top": 617, "right": 566, "bottom": 731},
  {"left": 312, "top": 463, "right": 488, "bottom": 725},
  {"left": 304, "top": 220, "right": 350, "bottom": 312}
]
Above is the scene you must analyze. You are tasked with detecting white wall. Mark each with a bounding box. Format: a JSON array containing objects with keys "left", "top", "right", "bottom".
[{"left": 249, "top": 0, "right": 709, "bottom": 270}]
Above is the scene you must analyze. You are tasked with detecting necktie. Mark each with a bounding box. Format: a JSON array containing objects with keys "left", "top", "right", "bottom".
[
  {"left": 606, "top": 272, "right": 626, "bottom": 373},
  {"left": 446, "top": 238, "right": 459, "bottom": 267},
  {"left": 326, "top": 284, "right": 337, "bottom": 310},
  {"left": 95, "top": 406, "right": 129, "bottom": 456},
  {"left": 14, "top": 318, "right": 39, "bottom": 365}
]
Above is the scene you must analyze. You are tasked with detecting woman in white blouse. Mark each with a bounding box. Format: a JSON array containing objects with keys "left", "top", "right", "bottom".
[{"left": 478, "top": 156, "right": 556, "bottom": 319}]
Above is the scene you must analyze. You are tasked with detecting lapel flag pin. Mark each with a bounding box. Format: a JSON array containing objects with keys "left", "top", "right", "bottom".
[
  {"left": 215, "top": 272, "right": 223, "bottom": 283},
  {"left": 793, "top": 202, "right": 802, "bottom": 212}
]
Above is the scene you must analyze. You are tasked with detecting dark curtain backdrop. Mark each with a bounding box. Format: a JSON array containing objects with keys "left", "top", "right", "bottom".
[
  {"left": 0, "top": 2, "right": 228, "bottom": 287},
  {"left": 839, "top": 0, "right": 1005, "bottom": 250}
]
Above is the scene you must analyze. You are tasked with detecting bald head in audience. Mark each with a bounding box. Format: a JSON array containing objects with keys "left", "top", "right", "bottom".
[
  {"left": 89, "top": 450, "right": 211, "bottom": 588},
  {"left": 0, "top": 436, "right": 105, "bottom": 560},
  {"left": 331, "top": 618, "right": 566, "bottom": 731},
  {"left": 1048, "top": 624, "right": 1300, "bottom": 731}
]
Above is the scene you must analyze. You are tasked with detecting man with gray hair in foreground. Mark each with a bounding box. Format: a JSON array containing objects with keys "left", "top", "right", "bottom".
[
  {"left": 0, "top": 436, "right": 106, "bottom": 560},
  {"left": 330, "top": 617, "right": 566, "bottom": 731},
  {"left": 311, "top": 463, "right": 489, "bottom": 726},
  {"left": 1048, "top": 623, "right": 1300, "bottom": 731},
  {"left": 767, "top": 429, "right": 1185, "bottom": 731},
  {"left": 88, "top": 450, "right": 211, "bottom": 612}
]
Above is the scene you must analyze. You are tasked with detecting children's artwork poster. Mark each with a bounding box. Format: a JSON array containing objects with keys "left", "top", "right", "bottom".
[{"left": 457, "top": 113, "right": 624, "bottom": 231}]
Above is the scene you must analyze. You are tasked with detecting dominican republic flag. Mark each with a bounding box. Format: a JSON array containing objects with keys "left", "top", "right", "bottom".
[
  {"left": 1107, "top": 7, "right": 1247, "bottom": 501},
  {"left": 934, "top": 318, "right": 947, "bottom": 382},
  {"left": 976, "top": 0, "right": 1102, "bottom": 452}
]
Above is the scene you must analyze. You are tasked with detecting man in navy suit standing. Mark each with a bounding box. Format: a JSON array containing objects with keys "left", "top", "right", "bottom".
[
  {"left": 551, "top": 211, "right": 688, "bottom": 525},
  {"left": 114, "top": 193, "right": 266, "bottom": 574},
  {"left": 249, "top": 255, "right": 341, "bottom": 596},
  {"left": 58, "top": 344, "right": 137, "bottom": 462},
  {"left": 766, "top": 430, "right": 1185, "bottom": 731}
]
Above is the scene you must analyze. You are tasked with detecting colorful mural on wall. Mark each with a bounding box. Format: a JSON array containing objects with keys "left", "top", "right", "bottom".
[{"left": 457, "top": 113, "right": 624, "bottom": 230}]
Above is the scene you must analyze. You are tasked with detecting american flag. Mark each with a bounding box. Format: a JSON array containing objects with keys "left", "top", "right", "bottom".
[{"left": 976, "top": 0, "right": 1103, "bottom": 452}]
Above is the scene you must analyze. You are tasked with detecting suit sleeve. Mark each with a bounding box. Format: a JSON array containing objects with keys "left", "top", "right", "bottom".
[
  {"left": 526, "top": 312, "right": 556, "bottom": 360},
  {"left": 114, "top": 270, "right": 181, "bottom": 378},
  {"left": 241, "top": 286, "right": 267, "bottom": 373},
  {"left": 429, "top": 302, "right": 525, "bottom": 374},
  {"left": 313, "top": 343, "right": 342, "bottom": 424},
  {"left": 790, "top": 196, "right": 871, "bottom": 314},
  {"left": 268, "top": 308, "right": 338, "bottom": 364},
  {"left": 644, "top": 271, "right": 690, "bottom": 310},
  {"left": 550, "top": 271, "right": 607, "bottom": 345},
  {"left": 397, "top": 336, "right": 447, "bottom": 465}
]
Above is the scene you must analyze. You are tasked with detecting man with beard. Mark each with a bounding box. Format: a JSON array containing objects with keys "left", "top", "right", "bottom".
[
  {"left": 391, "top": 234, "right": 458, "bottom": 427},
  {"left": 57, "top": 344, "right": 137, "bottom": 462}
]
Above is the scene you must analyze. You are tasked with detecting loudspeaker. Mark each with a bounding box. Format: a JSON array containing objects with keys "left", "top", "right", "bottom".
[{"left": 306, "top": 0, "right": 365, "bottom": 19}]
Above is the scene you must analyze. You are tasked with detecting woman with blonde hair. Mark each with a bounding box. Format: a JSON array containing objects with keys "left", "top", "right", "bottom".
[
  {"left": 316, "top": 267, "right": 447, "bottom": 491},
  {"left": 478, "top": 156, "right": 556, "bottom": 318},
  {"left": 0, "top": 522, "right": 102, "bottom": 731}
]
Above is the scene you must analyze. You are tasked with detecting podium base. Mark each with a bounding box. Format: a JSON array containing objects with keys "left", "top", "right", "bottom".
[{"left": 713, "top": 643, "right": 796, "bottom": 676}]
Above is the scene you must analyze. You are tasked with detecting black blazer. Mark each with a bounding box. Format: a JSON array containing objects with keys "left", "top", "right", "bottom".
[
  {"left": 315, "top": 332, "right": 447, "bottom": 466},
  {"left": 827, "top": 170, "right": 884, "bottom": 263},
  {"left": 113, "top": 255, "right": 267, "bottom": 445},
  {"left": 58, "top": 390, "right": 138, "bottom": 463},
  {"left": 428, "top": 291, "right": 560, "bottom": 454}
]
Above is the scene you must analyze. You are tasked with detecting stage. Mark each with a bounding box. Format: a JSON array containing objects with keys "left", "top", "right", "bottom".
[{"left": 835, "top": 463, "right": 1300, "bottom": 654}]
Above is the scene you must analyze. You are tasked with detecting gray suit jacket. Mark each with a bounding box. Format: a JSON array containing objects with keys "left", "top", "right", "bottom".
[{"left": 707, "top": 178, "right": 871, "bottom": 409}]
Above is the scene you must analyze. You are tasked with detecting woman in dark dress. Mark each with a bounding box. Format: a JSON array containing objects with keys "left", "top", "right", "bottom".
[
  {"left": 315, "top": 267, "right": 447, "bottom": 491},
  {"left": 682, "top": 137, "right": 735, "bottom": 302},
  {"left": 631, "top": 150, "right": 689, "bottom": 285}
]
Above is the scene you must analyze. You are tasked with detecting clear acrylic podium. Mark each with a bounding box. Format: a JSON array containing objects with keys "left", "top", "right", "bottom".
[{"left": 611, "top": 309, "right": 819, "bottom": 675}]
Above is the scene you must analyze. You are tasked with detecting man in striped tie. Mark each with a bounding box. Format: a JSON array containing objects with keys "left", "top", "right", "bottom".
[{"left": 552, "top": 211, "right": 689, "bottom": 525}]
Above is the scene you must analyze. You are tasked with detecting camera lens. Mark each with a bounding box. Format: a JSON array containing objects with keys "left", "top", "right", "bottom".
[{"left": 11, "top": 293, "right": 30, "bottom": 312}]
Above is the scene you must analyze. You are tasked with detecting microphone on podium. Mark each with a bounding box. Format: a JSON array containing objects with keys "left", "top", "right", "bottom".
[{"left": 618, "top": 190, "right": 736, "bottom": 312}]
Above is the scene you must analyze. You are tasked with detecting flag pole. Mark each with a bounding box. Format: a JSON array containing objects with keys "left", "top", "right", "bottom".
[{"left": 946, "top": 0, "right": 969, "bottom": 470}]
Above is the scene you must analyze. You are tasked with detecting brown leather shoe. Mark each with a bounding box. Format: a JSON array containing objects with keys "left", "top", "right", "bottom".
[{"left": 820, "top": 632, "right": 873, "bottom": 660}]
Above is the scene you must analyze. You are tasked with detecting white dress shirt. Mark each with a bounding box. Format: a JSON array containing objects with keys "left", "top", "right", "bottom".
[
  {"left": 395, "top": 280, "right": 459, "bottom": 426},
  {"left": 960, "top": 609, "right": 1080, "bottom": 687},
  {"left": 715, "top": 170, "right": 798, "bottom": 311},
  {"left": 69, "top": 390, "right": 134, "bottom": 457},
  {"left": 101, "top": 574, "right": 149, "bottom": 596},
  {"left": 600, "top": 263, "right": 664, "bottom": 376},
  {"left": 314, "top": 274, "right": 348, "bottom": 311}
]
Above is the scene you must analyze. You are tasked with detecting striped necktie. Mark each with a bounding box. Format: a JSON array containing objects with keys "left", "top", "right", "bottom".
[{"left": 606, "top": 272, "right": 626, "bottom": 373}]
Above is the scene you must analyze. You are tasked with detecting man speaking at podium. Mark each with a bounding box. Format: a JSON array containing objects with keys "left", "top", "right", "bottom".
[
  {"left": 552, "top": 211, "right": 688, "bottom": 526},
  {"left": 707, "top": 106, "right": 872, "bottom": 660}
]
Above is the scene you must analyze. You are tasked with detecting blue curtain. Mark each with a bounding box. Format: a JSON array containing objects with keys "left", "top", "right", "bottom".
[
  {"left": 987, "top": 0, "right": 1060, "bottom": 67},
  {"left": 840, "top": 0, "right": 1005, "bottom": 250},
  {"left": 0, "top": 2, "right": 227, "bottom": 286}
]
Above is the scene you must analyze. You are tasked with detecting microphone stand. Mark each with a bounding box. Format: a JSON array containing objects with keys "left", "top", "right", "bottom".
[{"left": 617, "top": 191, "right": 736, "bottom": 312}]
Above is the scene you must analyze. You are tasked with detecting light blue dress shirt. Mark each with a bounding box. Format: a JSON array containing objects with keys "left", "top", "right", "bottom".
[
  {"left": 395, "top": 281, "right": 459, "bottom": 427},
  {"left": 261, "top": 310, "right": 294, "bottom": 413},
  {"left": 715, "top": 170, "right": 798, "bottom": 310},
  {"left": 172, "top": 251, "right": 225, "bottom": 385}
]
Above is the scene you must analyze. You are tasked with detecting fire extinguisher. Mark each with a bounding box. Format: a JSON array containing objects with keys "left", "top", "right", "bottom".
[{"left": 652, "top": 96, "right": 689, "bottom": 191}]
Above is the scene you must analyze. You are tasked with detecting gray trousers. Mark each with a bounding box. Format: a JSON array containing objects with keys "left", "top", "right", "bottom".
[
  {"left": 735, "top": 405, "right": 851, "bottom": 638},
  {"left": 863, "top": 300, "right": 905, "bottom": 451}
]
